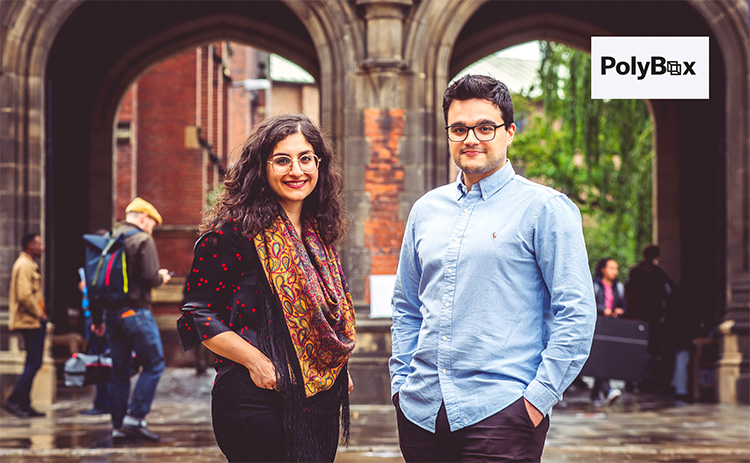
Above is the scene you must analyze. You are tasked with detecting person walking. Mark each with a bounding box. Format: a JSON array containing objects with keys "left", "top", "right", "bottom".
[
  {"left": 4, "top": 233, "right": 47, "bottom": 418},
  {"left": 591, "top": 258, "right": 626, "bottom": 406},
  {"left": 91, "top": 197, "right": 171, "bottom": 441},
  {"left": 177, "top": 114, "right": 356, "bottom": 462},
  {"left": 389, "top": 75, "right": 596, "bottom": 462}
]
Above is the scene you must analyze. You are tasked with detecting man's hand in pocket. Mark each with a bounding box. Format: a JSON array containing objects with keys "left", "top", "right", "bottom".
[{"left": 523, "top": 398, "right": 544, "bottom": 427}]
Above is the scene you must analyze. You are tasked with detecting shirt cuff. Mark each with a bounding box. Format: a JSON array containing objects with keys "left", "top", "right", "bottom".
[{"left": 523, "top": 379, "right": 559, "bottom": 417}]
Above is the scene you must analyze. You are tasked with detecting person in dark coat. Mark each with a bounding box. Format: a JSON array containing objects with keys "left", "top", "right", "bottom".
[{"left": 626, "top": 244, "right": 675, "bottom": 392}]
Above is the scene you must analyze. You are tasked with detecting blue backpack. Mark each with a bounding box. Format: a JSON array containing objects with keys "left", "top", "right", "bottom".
[{"left": 83, "top": 229, "right": 142, "bottom": 303}]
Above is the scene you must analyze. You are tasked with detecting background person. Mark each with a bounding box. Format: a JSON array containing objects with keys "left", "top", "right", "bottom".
[
  {"left": 177, "top": 114, "right": 356, "bottom": 463},
  {"left": 4, "top": 233, "right": 47, "bottom": 418},
  {"left": 591, "top": 257, "right": 626, "bottom": 406},
  {"left": 91, "top": 198, "right": 171, "bottom": 441},
  {"left": 389, "top": 75, "right": 596, "bottom": 462},
  {"left": 626, "top": 244, "right": 675, "bottom": 392}
]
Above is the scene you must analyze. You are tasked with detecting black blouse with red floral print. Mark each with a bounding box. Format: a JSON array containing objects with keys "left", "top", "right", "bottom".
[{"left": 177, "top": 224, "right": 265, "bottom": 375}]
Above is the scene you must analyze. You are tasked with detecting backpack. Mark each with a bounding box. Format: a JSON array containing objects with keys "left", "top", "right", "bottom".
[{"left": 83, "top": 229, "right": 142, "bottom": 304}]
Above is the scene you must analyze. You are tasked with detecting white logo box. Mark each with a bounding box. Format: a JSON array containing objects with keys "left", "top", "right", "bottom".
[{"left": 591, "top": 36, "right": 709, "bottom": 99}]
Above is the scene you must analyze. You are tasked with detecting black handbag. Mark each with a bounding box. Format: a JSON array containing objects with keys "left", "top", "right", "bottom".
[{"left": 63, "top": 346, "right": 113, "bottom": 387}]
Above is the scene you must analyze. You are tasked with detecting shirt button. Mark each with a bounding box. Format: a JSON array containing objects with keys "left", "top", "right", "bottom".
[
  {"left": 447, "top": 269, "right": 453, "bottom": 274},
  {"left": 442, "top": 369, "right": 447, "bottom": 375},
  {"left": 442, "top": 336, "right": 448, "bottom": 341},
  {"left": 444, "top": 302, "right": 450, "bottom": 308}
]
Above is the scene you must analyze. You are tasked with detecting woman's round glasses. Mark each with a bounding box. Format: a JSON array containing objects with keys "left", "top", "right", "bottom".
[
  {"left": 267, "top": 154, "right": 320, "bottom": 175},
  {"left": 445, "top": 123, "right": 506, "bottom": 142}
]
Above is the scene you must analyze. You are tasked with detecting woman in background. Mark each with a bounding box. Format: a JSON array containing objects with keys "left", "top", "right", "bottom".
[{"left": 592, "top": 257, "right": 627, "bottom": 406}]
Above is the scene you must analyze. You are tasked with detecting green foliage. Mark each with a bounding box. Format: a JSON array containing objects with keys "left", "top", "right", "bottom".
[
  {"left": 206, "top": 183, "right": 225, "bottom": 208},
  {"left": 512, "top": 42, "right": 653, "bottom": 272}
]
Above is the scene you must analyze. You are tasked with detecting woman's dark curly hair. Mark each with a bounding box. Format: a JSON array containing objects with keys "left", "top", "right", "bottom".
[{"left": 200, "top": 114, "right": 348, "bottom": 243}]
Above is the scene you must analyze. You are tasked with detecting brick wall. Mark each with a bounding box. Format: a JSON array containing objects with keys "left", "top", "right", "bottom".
[
  {"left": 227, "top": 45, "right": 253, "bottom": 162},
  {"left": 112, "top": 49, "right": 207, "bottom": 278},
  {"left": 364, "top": 108, "right": 405, "bottom": 301},
  {"left": 115, "top": 87, "right": 137, "bottom": 218},
  {"left": 134, "top": 50, "right": 204, "bottom": 225}
]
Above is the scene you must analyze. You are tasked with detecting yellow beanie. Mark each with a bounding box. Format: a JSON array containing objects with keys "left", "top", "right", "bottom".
[{"left": 125, "top": 197, "right": 163, "bottom": 226}]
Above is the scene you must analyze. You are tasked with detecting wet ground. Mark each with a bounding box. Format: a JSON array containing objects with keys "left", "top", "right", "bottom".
[{"left": 1, "top": 368, "right": 748, "bottom": 462}]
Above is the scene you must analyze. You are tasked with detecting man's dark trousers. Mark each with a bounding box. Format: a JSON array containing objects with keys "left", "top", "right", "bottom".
[
  {"left": 395, "top": 396, "right": 549, "bottom": 462},
  {"left": 6, "top": 328, "right": 46, "bottom": 409}
]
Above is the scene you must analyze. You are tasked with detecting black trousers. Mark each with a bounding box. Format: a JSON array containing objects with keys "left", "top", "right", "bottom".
[
  {"left": 396, "top": 396, "right": 550, "bottom": 462},
  {"left": 211, "top": 367, "right": 285, "bottom": 462}
]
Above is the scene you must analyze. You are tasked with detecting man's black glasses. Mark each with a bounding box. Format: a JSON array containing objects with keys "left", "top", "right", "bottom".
[{"left": 445, "top": 123, "right": 507, "bottom": 142}]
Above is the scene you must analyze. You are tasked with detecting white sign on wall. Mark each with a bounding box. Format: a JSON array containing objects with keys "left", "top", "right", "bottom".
[{"left": 369, "top": 275, "right": 396, "bottom": 318}]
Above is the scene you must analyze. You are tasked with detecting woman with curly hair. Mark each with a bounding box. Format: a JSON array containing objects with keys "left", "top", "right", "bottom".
[{"left": 177, "top": 114, "right": 356, "bottom": 462}]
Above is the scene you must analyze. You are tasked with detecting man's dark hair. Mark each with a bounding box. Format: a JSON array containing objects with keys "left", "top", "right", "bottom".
[
  {"left": 21, "top": 232, "right": 39, "bottom": 251},
  {"left": 643, "top": 244, "right": 660, "bottom": 261},
  {"left": 442, "top": 75, "right": 514, "bottom": 126}
]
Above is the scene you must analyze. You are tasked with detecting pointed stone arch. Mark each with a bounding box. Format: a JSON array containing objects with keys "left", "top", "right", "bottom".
[
  {"left": 0, "top": 0, "right": 82, "bottom": 246},
  {"left": 283, "top": 0, "right": 365, "bottom": 143}
]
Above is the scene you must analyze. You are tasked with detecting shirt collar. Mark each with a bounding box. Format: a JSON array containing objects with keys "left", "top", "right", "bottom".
[{"left": 455, "top": 160, "right": 516, "bottom": 201}]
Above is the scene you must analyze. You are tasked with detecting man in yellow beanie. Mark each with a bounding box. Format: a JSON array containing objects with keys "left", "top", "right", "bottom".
[{"left": 92, "top": 197, "right": 171, "bottom": 442}]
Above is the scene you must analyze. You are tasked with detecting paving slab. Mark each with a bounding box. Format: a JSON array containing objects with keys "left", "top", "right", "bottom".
[{"left": 1, "top": 369, "right": 748, "bottom": 462}]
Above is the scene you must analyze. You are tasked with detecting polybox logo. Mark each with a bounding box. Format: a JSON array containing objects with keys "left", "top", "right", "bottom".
[{"left": 591, "top": 37, "right": 709, "bottom": 99}]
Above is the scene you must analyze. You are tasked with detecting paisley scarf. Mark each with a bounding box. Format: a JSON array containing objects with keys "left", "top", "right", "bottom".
[{"left": 253, "top": 214, "right": 356, "bottom": 397}]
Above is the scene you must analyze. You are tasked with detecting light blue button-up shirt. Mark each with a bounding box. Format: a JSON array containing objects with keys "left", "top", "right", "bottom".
[{"left": 389, "top": 161, "right": 596, "bottom": 432}]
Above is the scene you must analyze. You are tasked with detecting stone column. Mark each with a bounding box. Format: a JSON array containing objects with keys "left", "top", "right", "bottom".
[
  {"left": 343, "top": 0, "right": 413, "bottom": 307},
  {"left": 716, "top": 319, "right": 749, "bottom": 403},
  {"left": 343, "top": 0, "right": 414, "bottom": 404},
  {"left": 358, "top": 0, "right": 411, "bottom": 70}
]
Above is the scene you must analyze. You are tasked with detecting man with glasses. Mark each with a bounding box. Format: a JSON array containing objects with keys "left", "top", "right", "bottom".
[{"left": 390, "top": 74, "right": 596, "bottom": 461}]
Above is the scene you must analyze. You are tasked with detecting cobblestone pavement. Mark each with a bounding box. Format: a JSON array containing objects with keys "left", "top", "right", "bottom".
[{"left": 1, "top": 368, "right": 748, "bottom": 462}]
